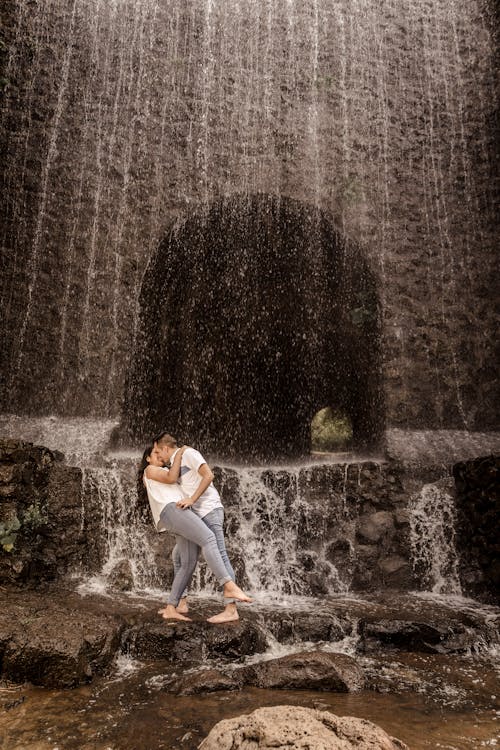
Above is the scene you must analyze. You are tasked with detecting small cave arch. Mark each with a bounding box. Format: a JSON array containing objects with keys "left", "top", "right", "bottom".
[{"left": 122, "top": 194, "right": 384, "bottom": 460}]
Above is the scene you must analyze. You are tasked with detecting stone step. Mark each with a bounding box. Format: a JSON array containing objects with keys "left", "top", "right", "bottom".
[{"left": 0, "top": 587, "right": 497, "bottom": 689}]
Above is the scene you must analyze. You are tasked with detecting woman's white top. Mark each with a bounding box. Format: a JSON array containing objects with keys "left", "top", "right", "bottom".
[{"left": 143, "top": 469, "right": 185, "bottom": 531}]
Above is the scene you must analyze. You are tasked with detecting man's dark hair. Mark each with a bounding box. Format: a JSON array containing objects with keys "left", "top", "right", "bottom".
[{"left": 154, "top": 432, "right": 178, "bottom": 448}]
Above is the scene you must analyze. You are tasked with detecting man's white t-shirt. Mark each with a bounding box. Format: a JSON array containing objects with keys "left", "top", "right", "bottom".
[{"left": 172, "top": 447, "right": 223, "bottom": 519}]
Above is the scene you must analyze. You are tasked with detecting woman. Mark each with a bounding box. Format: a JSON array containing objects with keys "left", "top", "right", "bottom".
[{"left": 139, "top": 445, "right": 252, "bottom": 621}]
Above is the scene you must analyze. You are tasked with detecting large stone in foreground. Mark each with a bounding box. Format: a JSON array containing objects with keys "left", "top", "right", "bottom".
[
  {"left": 240, "top": 651, "right": 365, "bottom": 692},
  {"left": 199, "top": 705, "right": 409, "bottom": 749}
]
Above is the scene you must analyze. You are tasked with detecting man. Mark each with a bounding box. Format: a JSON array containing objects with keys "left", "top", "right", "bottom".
[{"left": 154, "top": 432, "right": 240, "bottom": 623}]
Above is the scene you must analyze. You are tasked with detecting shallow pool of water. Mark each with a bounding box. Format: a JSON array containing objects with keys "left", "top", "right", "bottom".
[{"left": 1, "top": 649, "right": 498, "bottom": 750}]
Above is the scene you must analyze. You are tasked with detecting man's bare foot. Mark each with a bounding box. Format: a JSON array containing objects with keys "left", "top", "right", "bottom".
[
  {"left": 160, "top": 604, "right": 192, "bottom": 622},
  {"left": 176, "top": 597, "right": 189, "bottom": 614},
  {"left": 223, "top": 581, "right": 252, "bottom": 603},
  {"left": 207, "top": 603, "right": 239, "bottom": 624}
]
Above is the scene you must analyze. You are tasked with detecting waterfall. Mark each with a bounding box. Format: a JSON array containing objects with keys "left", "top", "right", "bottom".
[
  {"left": 0, "top": 0, "right": 496, "bottom": 430},
  {"left": 408, "top": 479, "right": 462, "bottom": 595},
  {"left": 78, "top": 459, "right": 353, "bottom": 598},
  {"left": 80, "top": 464, "right": 162, "bottom": 591}
]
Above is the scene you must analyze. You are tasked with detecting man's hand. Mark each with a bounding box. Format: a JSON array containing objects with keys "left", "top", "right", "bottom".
[{"left": 176, "top": 497, "right": 195, "bottom": 509}]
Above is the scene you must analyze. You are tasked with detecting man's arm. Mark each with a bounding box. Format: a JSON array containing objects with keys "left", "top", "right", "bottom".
[{"left": 176, "top": 463, "right": 214, "bottom": 509}]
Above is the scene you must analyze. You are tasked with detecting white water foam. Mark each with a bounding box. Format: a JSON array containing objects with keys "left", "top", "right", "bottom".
[{"left": 409, "top": 479, "right": 462, "bottom": 595}]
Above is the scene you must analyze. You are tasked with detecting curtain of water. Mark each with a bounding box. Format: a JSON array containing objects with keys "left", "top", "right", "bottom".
[
  {"left": 408, "top": 479, "right": 462, "bottom": 595},
  {"left": 0, "top": 0, "right": 496, "bottom": 425}
]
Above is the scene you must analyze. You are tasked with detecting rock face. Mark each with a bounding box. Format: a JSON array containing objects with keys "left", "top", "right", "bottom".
[
  {"left": 1, "top": 1, "right": 498, "bottom": 439},
  {"left": 453, "top": 454, "right": 500, "bottom": 603},
  {"left": 0, "top": 439, "right": 84, "bottom": 584},
  {"left": 199, "top": 705, "right": 409, "bottom": 750}
]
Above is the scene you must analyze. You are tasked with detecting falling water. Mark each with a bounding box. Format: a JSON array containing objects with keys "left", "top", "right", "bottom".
[
  {"left": 408, "top": 479, "right": 462, "bottom": 595},
  {"left": 0, "top": 0, "right": 496, "bottom": 430}
]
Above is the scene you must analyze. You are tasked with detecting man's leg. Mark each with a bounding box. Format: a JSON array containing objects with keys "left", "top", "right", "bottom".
[
  {"left": 159, "top": 504, "right": 251, "bottom": 603},
  {"left": 202, "top": 508, "right": 239, "bottom": 623}
]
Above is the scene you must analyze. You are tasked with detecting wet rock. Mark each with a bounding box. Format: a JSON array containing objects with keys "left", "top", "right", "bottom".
[
  {"left": 357, "top": 511, "right": 395, "bottom": 543},
  {"left": 0, "top": 440, "right": 84, "bottom": 585},
  {"left": 454, "top": 454, "right": 500, "bottom": 603},
  {"left": 165, "top": 668, "right": 241, "bottom": 695},
  {"left": 239, "top": 651, "right": 365, "bottom": 692},
  {"left": 125, "top": 619, "right": 204, "bottom": 663},
  {"left": 125, "top": 617, "right": 267, "bottom": 663},
  {"left": 0, "top": 600, "right": 122, "bottom": 688},
  {"left": 204, "top": 620, "right": 267, "bottom": 659},
  {"left": 199, "top": 705, "right": 409, "bottom": 749},
  {"left": 361, "top": 619, "right": 477, "bottom": 654},
  {"left": 377, "top": 556, "right": 412, "bottom": 588},
  {"left": 108, "top": 559, "right": 134, "bottom": 591},
  {"left": 265, "top": 611, "right": 352, "bottom": 644}
]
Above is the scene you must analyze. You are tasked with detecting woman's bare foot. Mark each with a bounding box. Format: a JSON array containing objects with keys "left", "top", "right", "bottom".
[
  {"left": 160, "top": 604, "right": 191, "bottom": 621},
  {"left": 207, "top": 603, "right": 239, "bottom": 624},
  {"left": 176, "top": 597, "right": 189, "bottom": 614},
  {"left": 223, "top": 581, "right": 252, "bottom": 603}
]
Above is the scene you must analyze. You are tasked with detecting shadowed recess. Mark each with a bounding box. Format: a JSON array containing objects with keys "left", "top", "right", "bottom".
[{"left": 123, "top": 194, "right": 384, "bottom": 459}]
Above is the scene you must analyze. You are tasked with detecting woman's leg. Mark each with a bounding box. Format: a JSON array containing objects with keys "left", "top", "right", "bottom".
[
  {"left": 172, "top": 543, "right": 192, "bottom": 607},
  {"left": 160, "top": 535, "right": 199, "bottom": 620},
  {"left": 168, "top": 535, "right": 199, "bottom": 606},
  {"left": 160, "top": 504, "right": 251, "bottom": 603},
  {"left": 158, "top": 542, "right": 194, "bottom": 616}
]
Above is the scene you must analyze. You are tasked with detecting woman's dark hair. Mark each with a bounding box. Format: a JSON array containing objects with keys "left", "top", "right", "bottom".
[{"left": 137, "top": 444, "right": 154, "bottom": 504}]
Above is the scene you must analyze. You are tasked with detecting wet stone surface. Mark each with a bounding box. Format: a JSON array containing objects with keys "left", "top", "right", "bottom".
[{"left": 0, "top": 586, "right": 498, "bottom": 692}]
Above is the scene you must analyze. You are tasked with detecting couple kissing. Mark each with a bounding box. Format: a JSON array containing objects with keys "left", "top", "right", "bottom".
[{"left": 139, "top": 433, "right": 252, "bottom": 623}]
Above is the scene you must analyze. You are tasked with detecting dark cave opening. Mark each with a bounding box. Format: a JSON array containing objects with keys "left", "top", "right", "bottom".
[{"left": 123, "top": 194, "right": 384, "bottom": 460}]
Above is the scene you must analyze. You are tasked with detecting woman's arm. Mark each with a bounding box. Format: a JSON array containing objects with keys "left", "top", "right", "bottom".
[
  {"left": 167, "top": 445, "right": 188, "bottom": 483},
  {"left": 143, "top": 446, "right": 188, "bottom": 485}
]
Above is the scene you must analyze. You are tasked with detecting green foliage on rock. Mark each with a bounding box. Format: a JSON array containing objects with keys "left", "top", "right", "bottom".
[
  {"left": 0, "top": 517, "right": 21, "bottom": 552},
  {"left": 22, "top": 500, "right": 48, "bottom": 533},
  {"left": 0, "top": 501, "right": 48, "bottom": 553},
  {"left": 311, "top": 407, "right": 353, "bottom": 452}
]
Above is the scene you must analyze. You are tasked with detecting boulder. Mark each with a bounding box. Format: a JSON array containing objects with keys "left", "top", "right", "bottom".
[
  {"left": 265, "top": 611, "right": 352, "bottom": 644},
  {"left": 165, "top": 668, "right": 240, "bottom": 695},
  {"left": 357, "top": 511, "right": 395, "bottom": 544},
  {"left": 125, "top": 617, "right": 267, "bottom": 663},
  {"left": 125, "top": 619, "right": 204, "bottom": 662},
  {"left": 199, "top": 705, "right": 409, "bottom": 749},
  {"left": 108, "top": 559, "right": 134, "bottom": 591},
  {"left": 361, "top": 619, "right": 477, "bottom": 654},
  {"left": 203, "top": 620, "right": 267, "bottom": 659},
  {"left": 0, "top": 601, "right": 122, "bottom": 688},
  {"left": 239, "top": 651, "right": 365, "bottom": 692}
]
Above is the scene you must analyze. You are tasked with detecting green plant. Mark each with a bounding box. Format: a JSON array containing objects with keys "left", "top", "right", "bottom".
[
  {"left": 22, "top": 501, "right": 48, "bottom": 532},
  {"left": 311, "top": 407, "right": 353, "bottom": 452},
  {"left": 0, "top": 517, "right": 21, "bottom": 552}
]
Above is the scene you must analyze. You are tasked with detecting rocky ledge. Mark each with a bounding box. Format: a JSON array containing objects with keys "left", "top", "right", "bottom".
[{"left": 0, "top": 586, "right": 498, "bottom": 690}]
